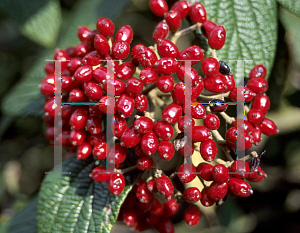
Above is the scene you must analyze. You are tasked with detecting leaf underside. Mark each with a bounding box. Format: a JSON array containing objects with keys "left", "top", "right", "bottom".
[{"left": 36, "top": 156, "right": 136, "bottom": 233}]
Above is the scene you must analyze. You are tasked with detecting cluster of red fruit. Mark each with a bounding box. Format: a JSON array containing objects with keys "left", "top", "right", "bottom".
[{"left": 39, "top": 0, "right": 278, "bottom": 232}]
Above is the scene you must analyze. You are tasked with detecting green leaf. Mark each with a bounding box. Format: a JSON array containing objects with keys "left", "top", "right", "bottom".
[
  {"left": 192, "top": 0, "right": 277, "bottom": 80},
  {"left": 7, "top": 196, "right": 38, "bottom": 233},
  {"left": 277, "top": 0, "right": 300, "bottom": 18},
  {"left": 1, "top": 0, "right": 133, "bottom": 117},
  {"left": 36, "top": 156, "right": 137, "bottom": 233}
]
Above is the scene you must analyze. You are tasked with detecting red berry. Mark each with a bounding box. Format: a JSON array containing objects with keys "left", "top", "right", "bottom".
[
  {"left": 177, "top": 164, "right": 197, "bottom": 183},
  {"left": 247, "top": 109, "right": 264, "bottom": 125},
  {"left": 90, "top": 166, "right": 111, "bottom": 182},
  {"left": 86, "top": 133, "right": 105, "bottom": 146},
  {"left": 108, "top": 173, "right": 125, "bottom": 196},
  {"left": 54, "top": 49, "right": 69, "bottom": 70},
  {"left": 208, "top": 25, "right": 226, "bottom": 50},
  {"left": 134, "top": 116, "right": 154, "bottom": 134},
  {"left": 228, "top": 178, "right": 253, "bottom": 197},
  {"left": 200, "top": 139, "right": 217, "bottom": 162},
  {"left": 156, "top": 176, "right": 173, "bottom": 200},
  {"left": 178, "top": 116, "right": 195, "bottom": 132},
  {"left": 82, "top": 51, "right": 103, "bottom": 66},
  {"left": 154, "top": 121, "right": 173, "bottom": 140},
  {"left": 134, "top": 144, "right": 146, "bottom": 157},
  {"left": 96, "top": 17, "right": 115, "bottom": 38},
  {"left": 165, "top": 10, "right": 182, "bottom": 32},
  {"left": 203, "top": 113, "right": 220, "bottom": 130},
  {"left": 44, "top": 62, "right": 54, "bottom": 74},
  {"left": 115, "top": 25, "right": 133, "bottom": 44},
  {"left": 139, "top": 68, "right": 158, "bottom": 85},
  {"left": 222, "top": 74, "right": 236, "bottom": 92},
  {"left": 247, "top": 77, "right": 269, "bottom": 94},
  {"left": 67, "top": 57, "right": 82, "bottom": 73},
  {"left": 201, "top": 20, "right": 217, "bottom": 38},
  {"left": 176, "top": 65, "right": 200, "bottom": 85},
  {"left": 162, "top": 103, "right": 182, "bottom": 124},
  {"left": 232, "top": 119, "right": 254, "bottom": 135},
  {"left": 92, "top": 141, "right": 107, "bottom": 160},
  {"left": 93, "top": 66, "right": 108, "bottom": 84},
  {"left": 136, "top": 182, "right": 154, "bottom": 203},
  {"left": 125, "top": 78, "right": 143, "bottom": 96},
  {"left": 157, "top": 39, "right": 179, "bottom": 58},
  {"left": 150, "top": 198, "right": 164, "bottom": 216},
  {"left": 155, "top": 219, "right": 174, "bottom": 233},
  {"left": 112, "top": 41, "right": 130, "bottom": 59},
  {"left": 122, "top": 208, "right": 138, "bottom": 228},
  {"left": 192, "top": 126, "right": 211, "bottom": 142},
  {"left": 153, "top": 20, "right": 169, "bottom": 42},
  {"left": 69, "top": 88, "right": 88, "bottom": 102},
  {"left": 201, "top": 57, "right": 220, "bottom": 76},
  {"left": 147, "top": 178, "right": 158, "bottom": 193},
  {"left": 184, "top": 187, "right": 201, "bottom": 203},
  {"left": 230, "top": 160, "right": 250, "bottom": 179},
  {"left": 77, "top": 26, "right": 91, "bottom": 42},
  {"left": 163, "top": 199, "right": 179, "bottom": 218},
  {"left": 69, "top": 129, "right": 86, "bottom": 146},
  {"left": 75, "top": 42, "right": 92, "bottom": 57},
  {"left": 69, "top": 108, "right": 89, "bottom": 130},
  {"left": 189, "top": 2, "right": 206, "bottom": 23},
  {"left": 40, "top": 74, "right": 55, "bottom": 96},
  {"left": 113, "top": 143, "right": 127, "bottom": 164},
  {"left": 94, "top": 34, "right": 110, "bottom": 55},
  {"left": 138, "top": 46, "right": 158, "bottom": 68},
  {"left": 251, "top": 127, "right": 262, "bottom": 145},
  {"left": 117, "top": 93, "right": 135, "bottom": 118},
  {"left": 212, "top": 164, "right": 229, "bottom": 183},
  {"left": 158, "top": 140, "right": 175, "bottom": 161},
  {"left": 131, "top": 44, "right": 145, "bottom": 66},
  {"left": 137, "top": 156, "right": 154, "bottom": 171},
  {"left": 134, "top": 94, "right": 149, "bottom": 112},
  {"left": 178, "top": 46, "right": 205, "bottom": 65},
  {"left": 179, "top": 142, "right": 195, "bottom": 157},
  {"left": 121, "top": 126, "right": 142, "bottom": 148},
  {"left": 116, "top": 62, "right": 136, "bottom": 80},
  {"left": 196, "top": 162, "right": 214, "bottom": 181},
  {"left": 187, "top": 100, "right": 206, "bottom": 119},
  {"left": 258, "top": 118, "right": 279, "bottom": 136},
  {"left": 209, "top": 99, "right": 228, "bottom": 112},
  {"left": 154, "top": 57, "right": 179, "bottom": 75},
  {"left": 84, "top": 81, "right": 103, "bottom": 100},
  {"left": 140, "top": 131, "right": 159, "bottom": 156},
  {"left": 149, "top": 0, "right": 168, "bottom": 17},
  {"left": 204, "top": 74, "right": 227, "bottom": 93},
  {"left": 85, "top": 116, "right": 102, "bottom": 135},
  {"left": 103, "top": 78, "right": 126, "bottom": 96},
  {"left": 200, "top": 187, "right": 215, "bottom": 207},
  {"left": 251, "top": 94, "right": 270, "bottom": 115},
  {"left": 99, "top": 96, "right": 117, "bottom": 114},
  {"left": 171, "top": 1, "right": 191, "bottom": 19},
  {"left": 157, "top": 75, "right": 174, "bottom": 93},
  {"left": 207, "top": 181, "right": 228, "bottom": 201},
  {"left": 249, "top": 64, "right": 267, "bottom": 79},
  {"left": 184, "top": 205, "right": 201, "bottom": 226}
]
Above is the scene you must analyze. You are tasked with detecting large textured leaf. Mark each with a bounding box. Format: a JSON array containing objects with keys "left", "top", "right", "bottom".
[
  {"left": 192, "top": 0, "right": 277, "bottom": 80},
  {"left": 36, "top": 156, "right": 137, "bottom": 233},
  {"left": 1, "top": 0, "right": 133, "bottom": 117},
  {"left": 277, "top": 0, "right": 300, "bottom": 18}
]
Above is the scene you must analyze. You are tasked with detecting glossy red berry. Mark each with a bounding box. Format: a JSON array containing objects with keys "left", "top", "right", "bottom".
[
  {"left": 149, "top": 0, "right": 168, "bottom": 16},
  {"left": 137, "top": 156, "right": 154, "bottom": 170},
  {"left": 204, "top": 74, "right": 227, "bottom": 93},
  {"left": 116, "top": 62, "right": 136, "bottom": 80},
  {"left": 94, "top": 33, "right": 110, "bottom": 55},
  {"left": 200, "top": 187, "right": 215, "bottom": 207},
  {"left": 134, "top": 94, "right": 149, "bottom": 112},
  {"left": 251, "top": 127, "right": 262, "bottom": 145},
  {"left": 99, "top": 96, "right": 117, "bottom": 114},
  {"left": 130, "top": 44, "right": 145, "bottom": 66},
  {"left": 184, "top": 205, "right": 201, "bottom": 226},
  {"left": 108, "top": 173, "right": 125, "bottom": 196},
  {"left": 136, "top": 182, "right": 154, "bottom": 203},
  {"left": 134, "top": 116, "right": 154, "bottom": 134},
  {"left": 249, "top": 64, "right": 267, "bottom": 79},
  {"left": 162, "top": 103, "right": 182, "bottom": 124},
  {"left": 117, "top": 94, "right": 135, "bottom": 118},
  {"left": 247, "top": 77, "right": 269, "bottom": 94},
  {"left": 178, "top": 46, "right": 205, "bottom": 65},
  {"left": 230, "top": 160, "right": 250, "bottom": 179},
  {"left": 207, "top": 181, "right": 228, "bottom": 201},
  {"left": 85, "top": 116, "right": 102, "bottom": 135},
  {"left": 157, "top": 75, "right": 174, "bottom": 93},
  {"left": 69, "top": 88, "right": 88, "bottom": 102},
  {"left": 232, "top": 119, "right": 254, "bottom": 135},
  {"left": 125, "top": 78, "right": 143, "bottom": 96},
  {"left": 196, "top": 162, "right": 214, "bottom": 181},
  {"left": 90, "top": 166, "right": 111, "bottom": 182},
  {"left": 201, "top": 57, "right": 220, "bottom": 76},
  {"left": 153, "top": 20, "right": 170, "bottom": 42},
  {"left": 93, "top": 66, "right": 108, "bottom": 84},
  {"left": 165, "top": 10, "right": 182, "bottom": 32},
  {"left": 163, "top": 199, "right": 179, "bottom": 218},
  {"left": 208, "top": 25, "right": 226, "bottom": 50},
  {"left": 212, "top": 164, "right": 229, "bottom": 183},
  {"left": 158, "top": 140, "right": 175, "bottom": 161},
  {"left": 84, "top": 81, "right": 103, "bottom": 100},
  {"left": 69, "top": 108, "right": 88, "bottom": 130},
  {"left": 139, "top": 68, "right": 158, "bottom": 85},
  {"left": 228, "top": 178, "right": 253, "bottom": 197},
  {"left": 147, "top": 178, "right": 158, "bottom": 193},
  {"left": 112, "top": 114, "right": 127, "bottom": 138},
  {"left": 200, "top": 139, "right": 217, "bottom": 162},
  {"left": 177, "top": 164, "right": 197, "bottom": 183},
  {"left": 122, "top": 208, "right": 138, "bottom": 228},
  {"left": 171, "top": 0, "right": 191, "bottom": 19},
  {"left": 192, "top": 126, "right": 211, "bottom": 142},
  {"left": 69, "top": 129, "right": 86, "bottom": 146},
  {"left": 222, "top": 74, "right": 236, "bottom": 92},
  {"left": 54, "top": 49, "right": 69, "bottom": 70},
  {"left": 138, "top": 46, "right": 158, "bottom": 68},
  {"left": 184, "top": 187, "right": 201, "bottom": 203},
  {"left": 155, "top": 57, "right": 179, "bottom": 75},
  {"left": 112, "top": 41, "right": 130, "bottom": 59},
  {"left": 209, "top": 99, "right": 228, "bottom": 112},
  {"left": 251, "top": 94, "right": 270, "bottom": 115},
  {"left": 156, "top": 176, "right": 174, "bottom": 200},
  {"left": 190, "top": 2, "right": 206, "bottom": 23},
  {"left": 77, "top": 26, "right": 91, "bottom": 42},
  {"left": 258, "top": 118, "right": 279, "bottom": 136},
  {"left": 92, "top": 141, "right": 107, "bottom": 160},
  {"left": 178, "top": 116, "right": 195, "bottom": 132},
  {"left": 154, "top": 121, "right": 173, "bottom": 140},
  {"left": 247, "top": 109, "right": 264, "bottom": 125},
  {"left": 40, "top": 74, "right": 55, "bottom": 96},
  {"left": 187, "top": 100, "right": 206, "bottom": 119},
  {"left": 140, "top": 131, "right": 159, "bottom": 156},
  {"left": 155, "top": 219, "right": 174, "bottom": 233},
  {"left": 201, "top": 20, "right": 217, "bottom": 39},
  {"left": 96, "top": 17, "right": 115, "bottom": 37},
  {"left": 103, "top": 78, "right": 126, "bottom": 96},
  {"left": 115, "top": 25, "right": 133, "bottom": 43},
  {"left": 203, "top": 113, "right": 220, "bottom": 130},
  {"left": 121, "top": 126, "right": 142, "bottom": 148},
  {"left": 134, "top": 144, "right": 146, "bottom": 157},
  {"left": 86, "top": 133, "right": 105, "bottom": 146},
  {"left": 157, "top": 39, "right": 179, "bottom": 58},
  {"left": 176, "top": 65, "right": 200, "bottom": 85},
  {"left": 82, "top": 51, "right": 103, "bottom": 66},
  {"left": 230, "top": 86, "right": 256, "bottom": 103}
]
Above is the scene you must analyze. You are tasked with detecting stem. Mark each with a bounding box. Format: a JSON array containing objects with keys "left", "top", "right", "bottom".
[
  {"left": 170, "top": 23, "right": 202, "bottom": 44},
  {"left": 197, "top": 92, "right": 230, "bottom": 101},
  {"left": 142, "top": 83, "right": 157, "bottom": 95},
  {"left": 219, "top": 112, "right": 235, "bottom": 124},
  {"left": 211, "top": 129, "right": 225, "bottom": 142},
  {"left": 244, "top": 105, "right": 250, "bottom": 113},
  {"left": 117, "top": 165, "right": 138, "bottom": 174},
  {"left": 211, "top": 49, "right": 218, "bottom": 61}
]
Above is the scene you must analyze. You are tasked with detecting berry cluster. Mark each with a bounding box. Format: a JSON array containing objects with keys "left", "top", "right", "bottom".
[{"left": 39, "top": 0, "right": 278, "bottom": 232}]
